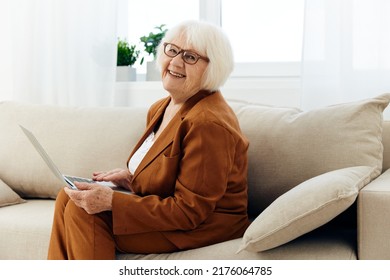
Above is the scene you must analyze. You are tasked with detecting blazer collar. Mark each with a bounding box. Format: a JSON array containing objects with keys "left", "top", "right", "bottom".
[
  {"left": 131, "top": 90, "right": 215, "bottom": 179},
  {"left": 178, "top": 89, "right": 215, "bottom": 120}
]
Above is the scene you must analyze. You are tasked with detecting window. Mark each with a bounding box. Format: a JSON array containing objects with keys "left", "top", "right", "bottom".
[
  {"left": 121, "top": 0, "right": 305, "bottom": 77},
  {"left": 118, "top": 0, "right": 199, "bottom": 75},
  {"left": 221, "top": 0, "right": 305, "bottom": 63}
]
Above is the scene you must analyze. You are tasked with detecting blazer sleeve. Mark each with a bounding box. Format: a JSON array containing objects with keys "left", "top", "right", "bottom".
[{"left": 111, "top": 119, "right": 239, "bottom": 235}]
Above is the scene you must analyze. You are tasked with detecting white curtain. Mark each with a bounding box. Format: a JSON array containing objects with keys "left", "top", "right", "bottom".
[
  {"left": 0, "top": 0, "right": 118, "bottom": 106},
  {"left": 301, "top": 0, "right": 390, "bottom": 116}
]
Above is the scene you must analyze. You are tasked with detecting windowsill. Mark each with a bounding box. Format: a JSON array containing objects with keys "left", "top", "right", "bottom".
[
  {"left": 118, "top": 61, "right": 302, "bottom": 82},
  {"left": 114, "top": 76, "right": 302, "bottom": 108}
]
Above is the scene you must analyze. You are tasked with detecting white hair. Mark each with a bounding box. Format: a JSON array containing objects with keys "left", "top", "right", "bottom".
[{"left": 156, "top": 20, "right": 234, "bottom": 92}]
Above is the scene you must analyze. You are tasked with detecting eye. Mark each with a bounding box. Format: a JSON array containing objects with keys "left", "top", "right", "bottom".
[
  {"left": 183, "top": 52, "right": 198, "bottom": 63},
  {"left": 166, "top": 44, "right": 179, "bottom": 56}
]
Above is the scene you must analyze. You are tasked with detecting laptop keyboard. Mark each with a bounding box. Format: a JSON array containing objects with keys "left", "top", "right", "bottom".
[{"left": 65, "top": 176, "right": 95, "bottom": 184}]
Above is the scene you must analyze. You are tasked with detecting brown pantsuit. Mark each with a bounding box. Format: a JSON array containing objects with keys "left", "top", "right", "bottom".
[
  {"left": 48, "top": 189, "right": 178, "bottom": 259},
  {"left": 48, "top": 90, "right": 250, "bottom": 259}
]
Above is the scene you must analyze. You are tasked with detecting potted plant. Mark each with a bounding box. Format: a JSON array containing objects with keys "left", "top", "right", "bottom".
[
  {"left": 116, "top": 38, "right": 140, "bottom": 81},
  {"left": 140, "top": 24, "right": 168, "bottom": 81}
]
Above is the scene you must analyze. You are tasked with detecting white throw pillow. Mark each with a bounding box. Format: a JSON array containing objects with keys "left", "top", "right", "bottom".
[
  {"left": 237, "top": 166, "right": 377, "bottom": 253},
  {"left": 0, "top": 179, "right": 25, "bottom": 207}
]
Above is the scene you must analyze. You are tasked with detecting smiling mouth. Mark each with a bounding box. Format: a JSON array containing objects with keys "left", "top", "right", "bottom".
[{"left": 168, "top": 70, "right": 186, "bottom": 78}]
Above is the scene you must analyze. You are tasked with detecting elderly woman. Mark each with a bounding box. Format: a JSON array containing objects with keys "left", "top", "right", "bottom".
[{"left": 47, "top": 20, "right": 249, "bottom": 260}]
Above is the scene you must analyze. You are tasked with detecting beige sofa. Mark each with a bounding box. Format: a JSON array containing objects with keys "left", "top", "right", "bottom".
[{"left": 1, "top": 94, "right": 390, "bottom": 260}]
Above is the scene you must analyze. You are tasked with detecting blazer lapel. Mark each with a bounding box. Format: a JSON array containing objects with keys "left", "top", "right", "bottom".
[
  {"left": 132, "top": 90, "right": 214, "bottom": 179},
  {"left": 127, "top": 97, "right": 170, "bottom": 162},
  {"left": 132, "top": 108, "right": 180, "bottom": 179}
]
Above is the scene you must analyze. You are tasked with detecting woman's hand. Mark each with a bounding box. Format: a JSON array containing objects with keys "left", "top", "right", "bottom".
[
  {"left": 64, "top": 182, "right": 114, "bottom": 214},
  {"left": 92, "top": 168, "right": 133, "bottom": 191}
]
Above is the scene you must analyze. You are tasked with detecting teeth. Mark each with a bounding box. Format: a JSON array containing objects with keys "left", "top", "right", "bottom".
[{"left": 169, "top": 70, "right": 185, "bottom": 78}]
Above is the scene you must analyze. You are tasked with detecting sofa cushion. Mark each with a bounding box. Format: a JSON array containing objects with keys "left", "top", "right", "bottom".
[
  {"left": 0, "top": 101, "right": 147, "bottom": 198},
  {"left": 0, "top": 199, "right": 357, "bottom": 260},
  {"left": 234, "top": 94, "right": 390, "bottom": 216},
  {"left": 0, "top": 199, "right": 54, "bottom": 259},
  {"left": 118, "top": 228, "right": 357, "bottom": 260},
  {"left": 0, "top": 179, "right": 25, "bottom": 207},
  {"left": 238, "top": 165, "right": 377, "bottom": 253}
]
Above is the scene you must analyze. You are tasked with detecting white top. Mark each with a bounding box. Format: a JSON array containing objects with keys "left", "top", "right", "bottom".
[{"left": 128, "top": 132, "right": 155, "bottom": 174}]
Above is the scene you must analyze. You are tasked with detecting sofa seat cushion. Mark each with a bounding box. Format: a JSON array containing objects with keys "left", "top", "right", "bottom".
[
  {"left": 118, "top": 227, "right": 356, "bottom": 260},
  {"left": 0, "top": 199, "right": 356, "bottom": 260},
  {"left": 0, "top": 199, "right": 54, "bottom": 260}
]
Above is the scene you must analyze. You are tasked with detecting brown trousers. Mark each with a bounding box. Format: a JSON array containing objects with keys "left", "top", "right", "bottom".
[{"left": 47, "top": 189, "right": 178, "bottom": 260}]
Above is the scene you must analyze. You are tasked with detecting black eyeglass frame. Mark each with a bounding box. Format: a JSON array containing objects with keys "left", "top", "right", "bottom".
[{"left": 163, "top": 42, "right": 210, "bottom": 65}]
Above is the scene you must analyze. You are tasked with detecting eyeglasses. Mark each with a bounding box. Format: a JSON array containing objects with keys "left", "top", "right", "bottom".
[{"left": 163, "top": 43, "right": 209, "bottom": 65}]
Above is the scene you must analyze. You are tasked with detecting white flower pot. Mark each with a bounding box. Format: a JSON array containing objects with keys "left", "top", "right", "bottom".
[
  {"left": 116, "top": 66, "right": 136, "bottom": 82},
  {"left": 146, "top": 61, "right": 161, "bottom": 81}
]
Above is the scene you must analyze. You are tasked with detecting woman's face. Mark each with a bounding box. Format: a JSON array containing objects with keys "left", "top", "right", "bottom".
[{"left": 160, "top": 37, "right": 209, "bottom": 103}]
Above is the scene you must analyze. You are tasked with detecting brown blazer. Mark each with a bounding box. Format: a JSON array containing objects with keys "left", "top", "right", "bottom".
[{"left": 111, "top": 90, "right": 250, "bottom": 250}]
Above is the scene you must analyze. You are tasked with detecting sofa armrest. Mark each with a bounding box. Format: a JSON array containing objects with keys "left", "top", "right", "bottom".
[{"left": 358, "top": 168, "right": 390, "bottom": 259}]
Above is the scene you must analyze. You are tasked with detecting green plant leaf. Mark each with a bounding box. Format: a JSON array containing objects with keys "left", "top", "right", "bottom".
[
  {"left": 117, "top": 38, "right": 140, "bottom": 66},
  {"left": 139, "top": 24, "right": 168, "bottom": 64}
]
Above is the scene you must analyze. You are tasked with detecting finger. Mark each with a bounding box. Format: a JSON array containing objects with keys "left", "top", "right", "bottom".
[
  {"left": 92, "top": 174, "right": 108, "bottom": 181},
  {"left": 93, "top": 169, "right": 122, "bottom": 181},
  {"left": 64, "top": 186, "right": 72, "bottom": 196},
  {"left": 74, "top": 182, "right": 94, "bottom": 190},
  {"left": 64, "top": 187, "right": 83, "bottom": 202},
  {"left": 92, "top": 171, "right": 107, "bottom": 180},
  {"left": 100, "top": 173, "right": 127, "bottom": 185},
  {"left": 93, "top": 170, "right": 113, "bottom": 180}
]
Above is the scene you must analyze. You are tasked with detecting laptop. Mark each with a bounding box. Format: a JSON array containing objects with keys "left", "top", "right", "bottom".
[{"left": 19, "top": 125, "right": 117, "bottom": 191}]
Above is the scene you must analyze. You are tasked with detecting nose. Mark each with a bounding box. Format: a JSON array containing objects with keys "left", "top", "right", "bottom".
[{"left": 169, "top": 53, "right": 185, "bottom": 67}]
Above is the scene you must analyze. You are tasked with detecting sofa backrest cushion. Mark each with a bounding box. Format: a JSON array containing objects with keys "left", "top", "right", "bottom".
[
  {"left": 1, "top": 93, "right": 389, "bottom": 217},
  {"left": 230, "top": 94, "right": 390, "bottom": 217},
  {"left": 0, "top": 101, "right": 147, "bottom": 198}
]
